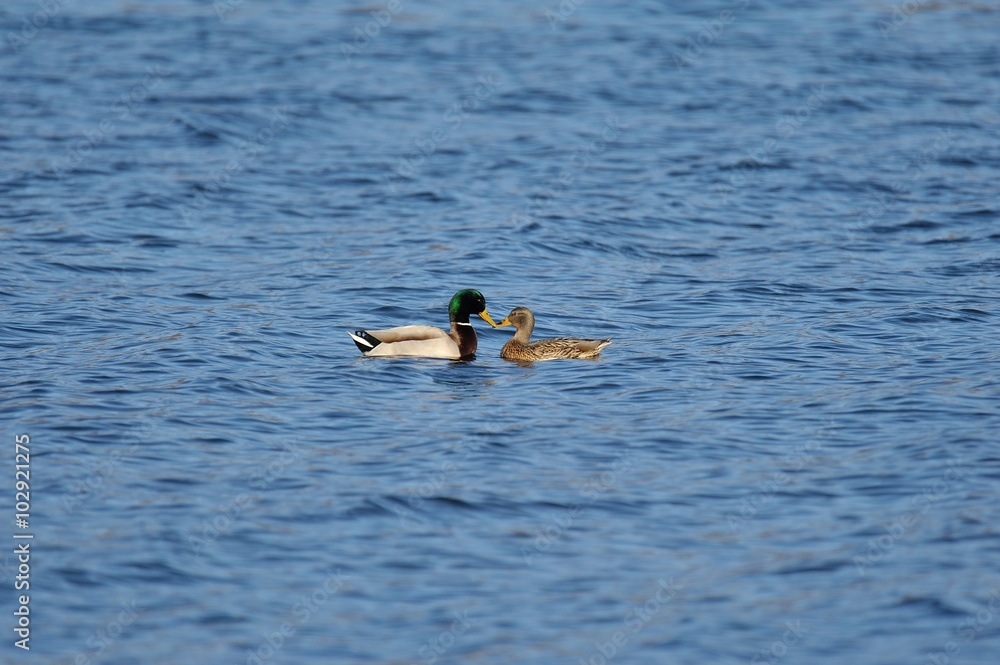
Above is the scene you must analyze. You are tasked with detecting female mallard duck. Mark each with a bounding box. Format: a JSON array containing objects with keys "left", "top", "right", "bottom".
[
  {"left": 494, "top": 307, "right": 611, "bottom": 361},
  {"left": 348, "top": 289, "right": 498, "bottom": 359}
]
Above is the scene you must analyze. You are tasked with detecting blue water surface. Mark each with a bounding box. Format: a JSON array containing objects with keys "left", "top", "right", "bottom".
[{"left": 2, "top": 1, "right": 999, "bottom": 663}]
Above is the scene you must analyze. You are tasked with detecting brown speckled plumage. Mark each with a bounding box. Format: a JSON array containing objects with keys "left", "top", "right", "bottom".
[{"left": 495, "top": 307, "right": 611, "bottom": 361}]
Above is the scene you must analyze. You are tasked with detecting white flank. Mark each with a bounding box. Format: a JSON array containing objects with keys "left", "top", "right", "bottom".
[{"left": 350, "top": 325, "right": 462, "bottom": 358}]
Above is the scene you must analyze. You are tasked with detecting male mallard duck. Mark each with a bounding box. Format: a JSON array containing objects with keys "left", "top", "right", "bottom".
[
  {"left": 348, "top": 289, "right": 498, "bottom": 359},
  {"left": 494, "top": 307, "right": 611, "bottom": 361}
]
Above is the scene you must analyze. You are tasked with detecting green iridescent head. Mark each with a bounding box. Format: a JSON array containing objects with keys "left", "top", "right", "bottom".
[{"left": 448, "top": 289, "right": 497, "bottom": 326}]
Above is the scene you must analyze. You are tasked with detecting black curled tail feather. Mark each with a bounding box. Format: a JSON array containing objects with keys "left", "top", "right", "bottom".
[{"left": 349, "top": 330, "right": 382, "bottom": 353}]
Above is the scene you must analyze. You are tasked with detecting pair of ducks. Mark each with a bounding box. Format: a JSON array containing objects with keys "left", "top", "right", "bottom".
[{"left": 348, "top": 289, "right": 611, "bottom": 361}]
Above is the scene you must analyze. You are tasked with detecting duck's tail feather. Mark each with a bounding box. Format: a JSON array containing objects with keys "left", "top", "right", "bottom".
[{"left": 348, "top": 330, "right": 381, "bottom": 353}]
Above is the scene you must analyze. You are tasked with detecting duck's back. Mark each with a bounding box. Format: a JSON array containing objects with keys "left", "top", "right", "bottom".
[{"left": 501, "top": 337, "right": 610, "bottom": 361}]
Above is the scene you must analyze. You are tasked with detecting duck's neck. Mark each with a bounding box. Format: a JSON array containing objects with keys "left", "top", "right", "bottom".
[
  {"left": 513, "top": 318, "right": 533, "bottom": 344},
  {"left": 451, "top": 321, "right": 478, "bottom": 358}
]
